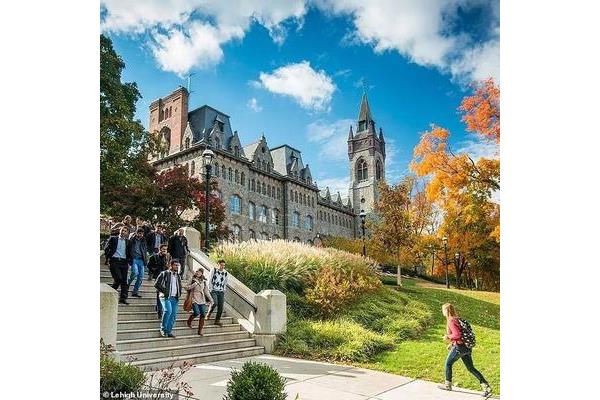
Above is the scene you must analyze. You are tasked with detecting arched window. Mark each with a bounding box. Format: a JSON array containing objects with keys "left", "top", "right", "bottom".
[
  {"left": 277, "top": 188, "right": 281, "bottom": 200},
  {"left": 258, "top": 205, "right": 268, "bottom": 223},
  {"left": 159, "top": 109, "right": 164, "bottom": 121},
  {"left": 214, "top": 162, "right": 220, "bottom": 177},
  {"left": 290, "top": 190, "right": 294, "bottom": 201},
  {"left": 221, "top": 165, "right": 226, "bottom": 179},
  {"left": 190, "top": 161, "right": 195, "bottom": 176},
  {"left": 272, "top": 209, "right": 280, "bottom": 225},
  {"left": 272, "top": 234, "right": 280, "bottom": 240},
  {"left": 229, "top": 195, "right": 241, "bottom": 214},
  {"left": 240, "top": 172, "right": 245, "bottom": 186},
  {"left": 228, "top": 167, "right": 232, "bottom": 181},
  {"left": 169, "top": 106, "right": 172, "bottom": 117},
  {"left": 262, "top": 182, "right": 266, "bottom": 195},
  {"left": 267, "top": 185, "right": 272, "bottom": 197},
  {"left": 294, "top": 191, "right": 298, "bottom": 203},
  {"left": 292, "top": 212, "right": 300, "bottom": 227},
  {"left": 251, "top": 179, "right": 256, "bottom": 192},
  {"left": 305, "top": 215, "right": 313, "bottom": 231},
  {"left": 376, "top": 160, "right": 383, "bottom": 180},
  {"left": 356, "top": 159, "right": 368, "bottom": 182},
  {"left": 232, "top": 225, "right": 241, "bottom": 242},
  {"left": 235, "top": 170, "right": 239, "bottom": 184},
  {"left": 248, "top": 202, "right": 255, "bottom": 221}
]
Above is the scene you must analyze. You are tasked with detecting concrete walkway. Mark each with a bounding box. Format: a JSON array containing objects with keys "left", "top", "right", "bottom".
[{"left": 175, "top": 355, "right": 498, "bottom": 399}]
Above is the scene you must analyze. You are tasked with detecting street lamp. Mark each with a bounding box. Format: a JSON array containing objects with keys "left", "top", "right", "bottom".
[
  {"left": 202, "top": 148, "right": 215, "bottom": 253},
  {"left": 442, "top": 237, "right": 449, "bottom": 288},
  {"left": 359, "top": 210, "right": 367, "bottom": 257}
]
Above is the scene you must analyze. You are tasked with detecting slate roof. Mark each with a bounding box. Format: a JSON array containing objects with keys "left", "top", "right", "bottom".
[{"left": 188, "top": 105, "right": 233, "bottom": 143}]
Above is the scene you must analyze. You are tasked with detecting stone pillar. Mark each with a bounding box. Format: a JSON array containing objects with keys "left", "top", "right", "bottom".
[
  {"left": 100, "top": 283, "right": 118, "bottom": 348},
  {"left": 182, "top": 226, "right": 201, "bottom": 281},
  {"left": 253, "top": 290, "right": 287, "bottom": 353}
]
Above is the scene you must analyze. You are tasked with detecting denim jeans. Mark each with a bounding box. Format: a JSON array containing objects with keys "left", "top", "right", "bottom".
[
  {"left": 160, "top": 296, "right": 179, "bottom": 334},
  {"left": 208, "top": 291, "right": 225, "bottom": 321},
  {"left": 128, "top": 257, "right": 145, "bottom": 294},
  {"left": 192, "top": 303, "right": 208, "bottom": 318},
  {"left": 445, "top": 344, "right": 488, "bottom": 384}
]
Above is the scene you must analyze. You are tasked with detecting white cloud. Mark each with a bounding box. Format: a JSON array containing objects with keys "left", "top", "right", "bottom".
[
  {"left": 316, "top": 176, "right": 351, "bottom": 198},
  {"left": 457, "top": 138, "right": 499, "bottom": 161},
  {"left": 317, "top": 0, "right": 500, "bottom": 83},
  {"left": 306, "top": 119, "right": 353, "bottom": 161},
  {"left": 247, "top": 97, "right": 263, "bottom": 112},
  {"left": 101, "top": 0, "right": 307, "bottom": 75},
  {"left": 257, "top": 61, "right": 336, "bottom": 111}
]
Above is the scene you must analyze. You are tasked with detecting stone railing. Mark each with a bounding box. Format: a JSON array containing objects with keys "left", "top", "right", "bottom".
[{"left": 182, "top": 227, "right": 286, "bottom": 352}]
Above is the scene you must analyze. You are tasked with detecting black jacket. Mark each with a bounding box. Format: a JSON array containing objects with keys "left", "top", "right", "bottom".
[
  {"left": 146, "top": 232, "right": 167, "bottom": 250},
  {"left": 128, "top": 236, "right": 148, "bottom": 265},
  {"left": 104, "top": 236, "right": 131, "bottom": 264},
  {"left": 154, "top": 270, "right": 182, "bottom": 299},
  {"left": 168, "top": 235, "right": 189, "bottom": 258},
  {"left": 148, "top": 253, "right": 170, "bottom": 279}
]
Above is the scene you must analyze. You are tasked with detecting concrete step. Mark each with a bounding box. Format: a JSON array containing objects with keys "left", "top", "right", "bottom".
[
  {"left": 118, "top": 311, "right": 227, "bottom": 321},
  {"left": 118, "top": 316, "right": 233, "bottom": 330},
  {"left": 117, "top": 323, "right": 241, "bottom": 341},
  {"left": 120, "top": 338, "right": 257, "bottom": 362},
  {"left": 128, "top": 346, "right": 265, "bottom": 371},
  {"left": 117, "top": 331, "right": 251, "bottom": 351}
]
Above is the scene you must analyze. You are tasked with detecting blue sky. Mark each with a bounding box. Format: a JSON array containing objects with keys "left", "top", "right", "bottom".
[{"left": 102, "top": 0, "right": 499, "bottom": 196}]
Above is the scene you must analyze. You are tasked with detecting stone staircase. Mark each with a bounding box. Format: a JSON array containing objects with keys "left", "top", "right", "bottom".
[{"left": 100, "top": 263, "right": 264, "bottom": 370}]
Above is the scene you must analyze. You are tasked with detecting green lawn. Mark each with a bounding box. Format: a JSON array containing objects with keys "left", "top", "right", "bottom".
[{"left": 362, "top": 278, "right": 500, "bottom": 394}]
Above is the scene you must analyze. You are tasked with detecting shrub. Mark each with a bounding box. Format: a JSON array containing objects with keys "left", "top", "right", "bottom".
[
  {"left": 100, "top": 340, "right": 145, "bottom": 397},
  {"left": 224, "top": 361, "right": 287, "bottom": 400}
]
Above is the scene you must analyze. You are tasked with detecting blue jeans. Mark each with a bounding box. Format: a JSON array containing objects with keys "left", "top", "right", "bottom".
[
  {"left": 128, "top": 257, "right": 145, "bottom": 294},
  {"left": 192, "top": 303, "right": 208, "bottom": 318},
  {"left": 445, "top": 344, "right": 488, "bottom": 384},
  {"left": 160, "top": 296, "right": 179, "bottom": 334}
]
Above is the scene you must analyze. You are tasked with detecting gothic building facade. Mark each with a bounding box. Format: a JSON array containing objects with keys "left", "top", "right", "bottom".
[{"left": 149, "top": 87, "right": 386, "bottom": 243}]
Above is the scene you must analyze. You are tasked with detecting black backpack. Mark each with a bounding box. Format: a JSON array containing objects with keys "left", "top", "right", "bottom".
[{"left": 457, "top": 318, "right": 476, "bottom": 348}]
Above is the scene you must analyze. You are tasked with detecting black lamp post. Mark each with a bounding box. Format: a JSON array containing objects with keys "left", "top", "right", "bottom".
[
  {"left": 202, "top": 148, "right": 215, "bottom": 253},
  {"left": 359, "top": 210, "right": 366, "bottom": 256},
  {"left": 429, "top": 245, "right": 436, "bottom": 276},
  {"left": 442, "top": 237, "right": 449, "bottom": 288}
]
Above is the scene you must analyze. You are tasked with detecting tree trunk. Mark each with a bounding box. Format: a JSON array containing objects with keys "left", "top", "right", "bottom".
[{"left": 397, "top": 265, "right": 402, "bottom": 287}]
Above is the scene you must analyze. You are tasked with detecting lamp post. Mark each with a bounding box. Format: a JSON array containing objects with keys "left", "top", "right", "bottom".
[
  {"left": 454, "top": 252, "right": 460, "bottom": 288},
  {"left": 442, "top": 237, "right": 449, "bottom": 288},
  {"left": 359, "top": 210, "right": 366, "bottom": 257},
  {"left": 201, "top": 148, "right": 215, "bottom": 253},
  {"left": 429, "top": 245, "right": 436, "bottom": 276}
]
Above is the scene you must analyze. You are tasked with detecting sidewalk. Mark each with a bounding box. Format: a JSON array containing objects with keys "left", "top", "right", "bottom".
[{"left": 175, "top": 355, "right": 499, "bottom": 399}]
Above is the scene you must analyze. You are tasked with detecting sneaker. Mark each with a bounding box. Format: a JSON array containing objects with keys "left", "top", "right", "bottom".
[
  {"left": 481, "top": 383, "right": 492, "bottom": 397},
  {"left": 438, "top": 381, "right": 452, "bottom": 391},
  {"left": 160, "top": 330, "right": 166, "bottom": 337},
  {"left": 168, "top": 333, "right": 176, "bottom": 338},
  {"left": 119, "top": 300, "right": 129, "bottom": 305},
  {"left": 131, "top": 293, "right": 142, "bottom": 298}
]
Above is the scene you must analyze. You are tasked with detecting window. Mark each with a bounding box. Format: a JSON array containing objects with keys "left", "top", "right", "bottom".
[
  {"left": 305, "top": 215, "right": 313, "bottom": 231},
  {"left": 292, "top": 212, "right": 300, "bottom": 227},
  {"left": 272, "top": 209, "right": 280, "bottom": 225},
  {"left": 262, "top": 182, "right": 266, "bottom": 195},
  {"left": 294, "top": 191, "right": 298, "bottom": 203},
  {"left": 217, "top": 121, "right": 224, "bottom": 131},
  {"left": 185, "top": 137, "right": 190, "bottom": 149},
  {"left": 221, "top": 165, "right": 226, "bottom": 179},
  {"left": 277, "top": 188, "right": 281, "bottom": 200},
  {"left": 232, "top": 225, "right": 241, "bottom": 242},
  {"left": 376, "top": 160, "right": 383, "bottom": 180},
  {"left": 169, "top": 106, "right": 172, "bottom": 117},
  {"left": 228, "top": 167, "right": 232, "bottom": 181},
  {"left": 267, "top": 185, "right": 272, "bottom": 197},
  {"left": 258, "top": 205, "right": 267, "bottom": 223},
  {"left": 240, "top": 172, "right": 245, "bottom": 186},
  {"left": 249, "top": 229, "right": 256, "bottom": 240},
  {"left": 234, "top": 146, "right": 240, "bottom": 157},
  {"left": 290, "top": 190, "right": 294, "bottom": 201},
  {"left": 356, "top": 159, "right": 368, "bottom": 181},
  {"left": 214, "top": 163, "right": 220, "bottom": 177},
  {"left": 358, "top": 121, "right": 366, "bottom": 131},
  {"left": 272, "top": 234, "right": 280, "bottom": 240},
  {"left": 190, "top": 161, "right": 195, "bottom": 176},
  {"left": 251, "top": 179, "right": 256, "bottom": 191},
  {"left": 248, "top": 202, "right": 255, "bottom": 221},
  {"left": 229, "top": 195, "right": 241, "bottom": 214},
  {"left": 235, "top": 170, "right": 239, "bottom": 184}
]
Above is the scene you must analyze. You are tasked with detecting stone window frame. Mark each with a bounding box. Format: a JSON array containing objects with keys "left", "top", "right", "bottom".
[
  {"left": 228, "top": 167, "right": 233, "bottom": 181},
  {"left": 356, "top": 158, "right": 368, "bottom": 182},
  {"left": 240, "top": 172, "right": 245, "bottom": 186},
  {"left": 248, "top": 201, "right": 256, "bottom": 221},
  {"left": 304, "top": 215, "right": 313, "bottom": 231},
  {"left": 258, "top": 205, "right": 268, "bottom": 223},
  {"left": 235, "top": 169, "right": 239, "bottom": 184},
  {"left": 190, "top": 160, "right": 195, "bottom": 176},
  {"left": 376, "top": 159, "right": 383, "bottom": 180},
  {"left": 229, "top": 194, "right": 242, "bottom": 215}
]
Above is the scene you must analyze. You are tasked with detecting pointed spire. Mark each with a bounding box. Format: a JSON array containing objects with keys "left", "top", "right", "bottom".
[
  {"left": 358, "top": 92, "right": 374, "bottom": 124},
  {"left": 348, "top": 125, "right": 354, "bottom": 140},
  {"left": 379, "top": 127, "right": 384, "bottom": 142}
]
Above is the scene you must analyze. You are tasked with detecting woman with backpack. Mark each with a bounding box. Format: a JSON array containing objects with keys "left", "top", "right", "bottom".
[
  {"left": 440, "top": 303, "right": 492, "bottom": 397},
  {"left": 184, "top": 269, "right": 214, "bottom": 336}
]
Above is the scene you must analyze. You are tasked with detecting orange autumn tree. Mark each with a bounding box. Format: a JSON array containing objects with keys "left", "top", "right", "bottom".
[{"left": 460, "top": 78, "right": 500, "bottom": 143}]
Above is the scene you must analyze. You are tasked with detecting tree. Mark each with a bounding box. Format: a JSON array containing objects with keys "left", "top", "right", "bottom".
[
  {"left": 100, "top": 34, "right": 159, "bottom": 214},
  {"left": 459, "top": 78, "right": 500, "bottom": 143}
]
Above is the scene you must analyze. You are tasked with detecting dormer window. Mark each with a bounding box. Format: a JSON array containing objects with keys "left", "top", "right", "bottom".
[{"left": 217, "top": 121, "right": 224, "bottom": 132}]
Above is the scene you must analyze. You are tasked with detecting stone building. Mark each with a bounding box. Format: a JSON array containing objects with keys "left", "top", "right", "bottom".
[{"left": 149, "top": 87, "right": 386, "bottom": 243}]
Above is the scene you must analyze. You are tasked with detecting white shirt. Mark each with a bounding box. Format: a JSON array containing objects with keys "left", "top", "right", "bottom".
[
  {"left": 114, "top": 237, "right": 127, "bottom": 259},
  {"left": 169, "top": 272, "right": 179, "bottom": 297}
]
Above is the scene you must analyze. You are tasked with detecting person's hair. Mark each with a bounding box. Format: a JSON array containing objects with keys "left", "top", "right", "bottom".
[
  {"left": 170, "top": 259, "right": 180, "bottom": 265},
  {"left": 136, "top": 228, "right": 144, "bottom": 233},
  {"left": 442, "top": 303, "right": 458, "bottom": 318},
  {"left": 120, "top": 226, "right": 129, "bottom": 232},
  {"left": 159, "top": 244, "right": 168, "bottom": 249},
  {"left": 123, "top": 215, "right": 131, "bottom": 222},
  {"left": 218, "top": 259, "right": 225, "bottom": 264}
]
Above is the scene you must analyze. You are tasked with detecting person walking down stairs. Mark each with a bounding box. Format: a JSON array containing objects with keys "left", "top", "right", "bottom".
[
  {"left": 184, "top": 269, "right": 214, "bottom": 336},
  {"left": 148, "top": 244, "right": 170, "bottom": 319},
  {"left": 104, "top": 226, "right": 132, "bottom": 305},
  {"left": 438, "top": 303, "right": 492, "bottom": 397},
  {"left": 154, "top": 259, "right": 182, "bottom": 338},
  {"left": 127, "top": 228, "right": 148, "bottom": 298},
  {"left": 207, "top": 259, "right": 228, "bottom": 327},
  {"left": 168, "top": 228, "right": 190, "bottom": 278}
]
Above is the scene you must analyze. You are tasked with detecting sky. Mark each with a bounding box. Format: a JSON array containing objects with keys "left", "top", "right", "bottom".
[{"left": 101, "top": 0, "right": 499, "bottom": 197}]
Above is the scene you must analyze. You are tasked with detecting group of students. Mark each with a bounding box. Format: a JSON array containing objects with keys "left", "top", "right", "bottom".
[{"left": 103, "top": 215, "right": 228, "bottom": 337}]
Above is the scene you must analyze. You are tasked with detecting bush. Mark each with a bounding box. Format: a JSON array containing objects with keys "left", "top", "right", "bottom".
[
  {"left": 100, "top": 341, "right": 145, "bottom": 397},
  {"left": 224, "top": 361, "right": 287, "bottom": 400}
]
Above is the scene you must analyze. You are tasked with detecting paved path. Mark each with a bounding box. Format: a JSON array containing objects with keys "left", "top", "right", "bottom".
[{"left": 174, "top": 355, "right": 498, "bottom": 399}]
